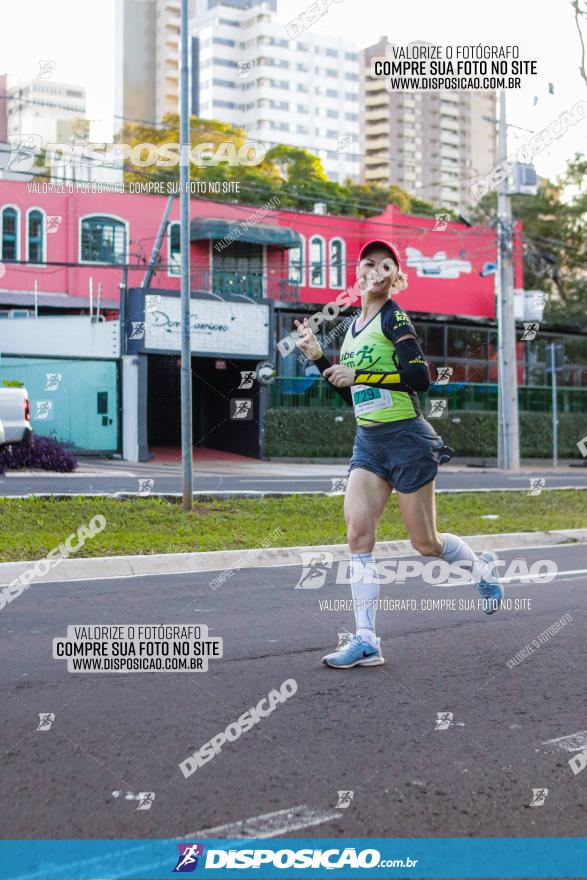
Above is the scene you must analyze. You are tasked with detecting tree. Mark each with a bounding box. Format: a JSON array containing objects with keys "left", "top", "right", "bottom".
[
  {"left": 119, "top": 114, "right": 457, "bottom": 219},
  {"left": 472, "top": 153, "right": 587, "bottom": 326}
]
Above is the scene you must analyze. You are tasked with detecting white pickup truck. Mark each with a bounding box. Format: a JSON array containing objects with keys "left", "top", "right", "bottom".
[{"left": 0, "top": 386, "right": 32, "bottom": 447}]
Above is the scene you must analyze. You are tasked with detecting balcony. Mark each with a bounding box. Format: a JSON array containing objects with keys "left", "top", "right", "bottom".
[
  {"left": 366, "top": 136, "right": 390, "bottom": 150},
  {"left": 365, "top": 111, "right": 389, "bottom": 124},
  {"left": 191, "top": 269, "right": 300, "bottom": 303},
  {"left": 368, "top": 123, "right": 391, "bottom": 136}
]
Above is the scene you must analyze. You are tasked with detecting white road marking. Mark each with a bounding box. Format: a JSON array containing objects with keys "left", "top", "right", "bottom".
[
  {"left": 436, "top": 567, "right": 587, "bottom": 588},
  {"left": 5, "top": 470, "right": 137, "bottom": 478},
  {"left": 183, "top": 804, "right": 342, "bottom": 839},
  {"left": 8, "top": 806, "right": 342, "bottom": 880},
  {"left": 17, "top": 563, "right": 587, "bottom": 589},
  {"left": 2, "top": 485, "right": 587, "bottom": 499},
  {"left": 543, "top": 731, "right": 587, "bottom": 752}
]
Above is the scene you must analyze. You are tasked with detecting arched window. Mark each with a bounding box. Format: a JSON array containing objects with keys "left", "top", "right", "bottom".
[
  {"left": 309, "top": 235, "right": 325, "bottom": 287},
  {"left": 168, "top": 222, "right": 181, "bottom": 275},
  {"left": 329, "top": 238, "right": 345, "bottom": 288},
  {"left": 27, "top": 209, "right": 45, "bottom": 264},
  {"left": 80, "top": 215, "right": 127, "bottom": 264},
  {"left": 288, "top": 234, "right": 305, "bottom": 285},
  {"left": 1, "top": 207, "right": 19, "bottom": 261}
]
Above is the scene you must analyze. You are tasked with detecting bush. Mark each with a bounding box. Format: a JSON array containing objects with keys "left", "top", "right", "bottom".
[
  {"left": 0, "top": 435, "right": 78, "bottom": 474},
  {"left": 263, "top": 408, "right": 587, "bottom": 460},
  {"left": 264, "top": 408, "right": 357, "bottom": 458}
]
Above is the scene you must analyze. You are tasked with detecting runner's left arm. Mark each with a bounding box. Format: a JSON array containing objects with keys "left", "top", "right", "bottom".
[
  {"left": 353, "top": 336, "right": 431, "bottom": 391},
  {"left": 350, "top": 303, "right": 431, "bottom": 391}
]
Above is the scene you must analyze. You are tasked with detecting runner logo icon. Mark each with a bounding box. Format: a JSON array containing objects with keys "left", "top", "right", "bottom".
[{"left": 173, "top": 843, "right": 204, "bottom": 872}]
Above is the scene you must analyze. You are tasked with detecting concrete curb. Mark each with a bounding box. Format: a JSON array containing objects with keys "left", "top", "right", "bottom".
[
  {"left": 2, "top": 485, "right": 587, "bottom": 501},
  {"left": 1, "top": 528, "right": 586, "bottom": 588}
]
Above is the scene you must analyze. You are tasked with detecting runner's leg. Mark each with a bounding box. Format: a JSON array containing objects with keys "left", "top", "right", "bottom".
[
  {"left": 344, "top": 468, "right": 392, "bottom": 644},
  {"left": 396, "top": 479, "right": 480, "bottom": 575}
]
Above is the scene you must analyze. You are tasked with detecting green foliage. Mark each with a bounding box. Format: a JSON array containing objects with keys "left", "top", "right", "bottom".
[
  {"left": 1, "top": 489, "right": 585, "bottom": 562},
  {"left": 264, "top": 408, "right": 587, "bottom": 459},
  {"left": 264, "top": 408, "right": 356, "bottom": 457},
  {"left": 472, "top": 153, "right": 587, "bottom": 323},
  {"left": 2, "top": 380, "right": 24, "bottom": 387},
  {"left": 119, "top": 115, "right": 457, "bottom": 217}
]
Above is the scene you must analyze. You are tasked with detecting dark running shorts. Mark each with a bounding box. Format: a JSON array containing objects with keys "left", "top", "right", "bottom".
[{"left": 348, "top": 416, "right": 453, "bottom": 494}]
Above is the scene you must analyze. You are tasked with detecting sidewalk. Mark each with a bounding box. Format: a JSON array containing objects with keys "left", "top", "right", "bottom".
[{"left": 76, "top": 454, "right": 587, "bottom": 476}]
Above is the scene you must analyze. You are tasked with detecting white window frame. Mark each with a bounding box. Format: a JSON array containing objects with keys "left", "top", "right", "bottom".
[
  {"left": 309, "top": 234, "right": 326, "bottom": 288},
  {"left": 78, "top": 212, "right": 129, "bottom": 265},
  {"left": 25, "top": 206, "right": 47, "bottom": 266},
  {"left": 167, "top": 221, "right": 181, "bottom": 276},
  {"left": 288, "top": 233, "right": 305, "bottom": 286},
  {"left": 328, "top": 237, "right": 345, "bottom": 289},
  {"left": 1, "top": 204, "right": 21, "bottom": 262}
]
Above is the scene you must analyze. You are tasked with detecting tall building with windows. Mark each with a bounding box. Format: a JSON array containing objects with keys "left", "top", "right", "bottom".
[
  {"left": 114, "top": 0, "right": 276, "bottom": 129},
  {"left": 115, "top": 0, "right": 201, "bottom": 129},
  {"left": 114, "top": 0, "right": 360, "bottom": 183},
  {"left": 361, "top": 37, "right": 497, "bottom": 210},
  {"left": 6, "top": 78, "right": 87, "bottom": 146},
  {"left": 190, "top": 1, "right": 360, "bottom": 182}
]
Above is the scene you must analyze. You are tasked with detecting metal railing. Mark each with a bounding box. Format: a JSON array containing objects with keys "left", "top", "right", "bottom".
[
  {"left": 269, "top": 378, "right": 587, "bottom": 414},
  {"left": 191, "top": 269, "right": 300, "bottom": 302}
]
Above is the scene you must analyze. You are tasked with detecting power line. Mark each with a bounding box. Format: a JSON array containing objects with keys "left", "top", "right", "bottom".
[
  {"left": 6, "top": 156, "right": 584, "bottom": 267},
  {"left": 0, "top": 91, "right": 494, "bottom": 182},
  {"left": 4, "top": 162, "right": 497, "bottom": 236}
]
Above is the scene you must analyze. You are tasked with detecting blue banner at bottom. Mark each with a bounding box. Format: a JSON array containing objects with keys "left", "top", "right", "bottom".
[{"left": 1, "top": 837, "right": 587, "bottom": 880}]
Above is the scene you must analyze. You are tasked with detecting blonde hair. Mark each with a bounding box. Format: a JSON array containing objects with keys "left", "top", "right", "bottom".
[{"left": 388, "top": 269, "right": 409, "bottom": 295}]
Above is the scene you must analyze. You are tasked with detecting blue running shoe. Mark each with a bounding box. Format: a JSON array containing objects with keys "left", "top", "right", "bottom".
[
  {"left": 475, "top": 550, "right": 503, "bottom": 614},
  {"left": 322, "top": 633, "right": 385, "bottom": 668}
]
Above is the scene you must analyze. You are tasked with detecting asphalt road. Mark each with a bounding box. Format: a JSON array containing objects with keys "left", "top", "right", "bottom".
[
  {"left": 2, "top": 460, "right": 587, "bottom": 496},
  {"left": 1, "top": 543, "right": 586, "bottom": 849}
]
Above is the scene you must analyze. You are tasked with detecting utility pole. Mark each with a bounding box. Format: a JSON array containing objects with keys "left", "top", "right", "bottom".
[
  {"left": 548, "top": 342, "right": 559, "bottom": 468},
  {"left": 119, "top": 263, "right": 128, "bottom": 356},
  {"left": 496, "top": 89, "right": 520, "bottom": 470},
  {"left": 141, "top": 195, "right": 175, "bottom": 289},
  {"left": 180, "top": 0, "right": 193, "bottom": 510}
]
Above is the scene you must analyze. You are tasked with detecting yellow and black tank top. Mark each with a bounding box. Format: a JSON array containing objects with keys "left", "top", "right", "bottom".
[{"left": 339, "top": 299, "right": 422, "bottom": 426}]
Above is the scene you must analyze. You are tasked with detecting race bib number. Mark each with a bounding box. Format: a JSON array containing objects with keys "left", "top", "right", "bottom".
[{"left": 351, "top": 384, "right": 393, "bottom": 416}]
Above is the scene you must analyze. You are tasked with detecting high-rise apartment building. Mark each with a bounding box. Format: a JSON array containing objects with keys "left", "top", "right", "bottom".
[
  {"left": 191, "top": 1, "right": 360, "bottom": 182},
  {"left": 361, "top": 37, "right": 497, "bottom": 210},
  {"left": 115, "top": 0, "right": 360, "bottom": 183},
  {"left": 114, "top": 0, "right": 269, "bottom": 129},
  {"left": 116, "top": 0, "right": 180, "bottom": 129},
  {"left": 6, "top": 78, "right": 87, "bottom": 145}
]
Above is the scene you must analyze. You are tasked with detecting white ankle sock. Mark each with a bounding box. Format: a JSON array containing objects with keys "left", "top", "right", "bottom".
[
  {"left": 350, "top": 552, "right": 379, "bottom": 646},
  {"left": 440, "top": 533, "right": 483, "bottom": 583}
]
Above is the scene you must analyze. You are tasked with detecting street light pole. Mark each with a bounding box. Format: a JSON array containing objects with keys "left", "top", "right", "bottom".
[
  {"left": 549, "top": 342, "right": 559, "bottom": 468},
  {"left": 496, "top": 89, "right": 521, "bottom": 470},
  {"left": 180, "top": 0, "right": 193, "bottom": 510}
]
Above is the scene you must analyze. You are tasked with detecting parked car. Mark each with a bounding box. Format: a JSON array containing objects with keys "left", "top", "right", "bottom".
[{"left": 0, "top": 386, "right": 32, "bottom": 446}]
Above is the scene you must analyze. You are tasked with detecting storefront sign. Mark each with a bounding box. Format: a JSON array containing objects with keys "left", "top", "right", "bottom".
[{"left": 143, "top": 295, "right": 270, "bottom": 357}]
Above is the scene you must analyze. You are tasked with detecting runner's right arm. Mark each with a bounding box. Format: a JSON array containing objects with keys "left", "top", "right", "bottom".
[
  {"left": 313, "top": 355, "right": 353, "bottom": 405},
  {"left": 293, "top": 319, "right": 353, "bottom": 405}
]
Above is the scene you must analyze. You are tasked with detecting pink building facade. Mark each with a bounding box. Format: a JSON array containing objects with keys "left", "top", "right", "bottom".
[
  {"left": 0, "top": 181, "right": 529, "bottom": 459},
  {"left": 0, "top": 180, "right": 513, "bottom": 318}
]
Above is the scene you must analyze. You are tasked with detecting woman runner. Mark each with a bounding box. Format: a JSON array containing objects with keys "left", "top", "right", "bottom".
[{"left": 294, "top": 239, "right": 503, "bottom": 669}]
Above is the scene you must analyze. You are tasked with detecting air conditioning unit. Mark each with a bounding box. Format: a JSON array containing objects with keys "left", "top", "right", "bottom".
[{"left": 507, "top": 163, "right": 538, "bottom": 196}]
